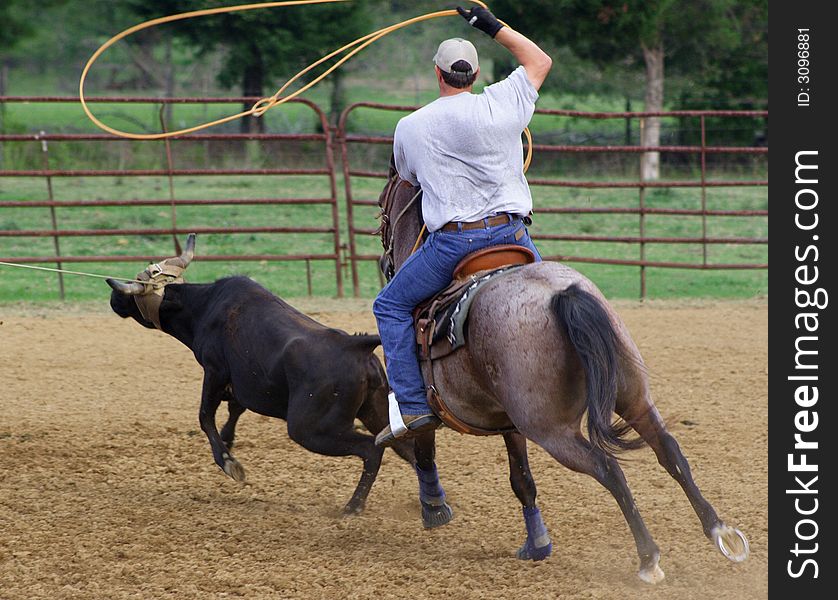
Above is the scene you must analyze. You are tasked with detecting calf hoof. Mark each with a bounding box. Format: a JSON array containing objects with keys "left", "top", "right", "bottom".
[
  {"left": 222, "top": 453, "right": 246, "bottom": 482},
  {"left": 421, "top": 500, "right": 453, "bottom": 529},
  {"left": 343, "top": 500, "right": 365, "bottom": 516}
]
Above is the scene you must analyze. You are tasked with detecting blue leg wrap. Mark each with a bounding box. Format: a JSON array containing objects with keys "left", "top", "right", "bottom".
[
  {"left": 517, "top": 506, "right": 552, "bottom": 561},
  {"left": 415, "top": 463, "right": 453, "bottom": 528},
  {"left": 415, "top": 463, "right": 445, "bottom": 504}
]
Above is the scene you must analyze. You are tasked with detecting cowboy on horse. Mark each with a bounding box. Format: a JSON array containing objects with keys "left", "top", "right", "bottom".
[{"left": 373, "top": 5, "right": 552, "bottom": 446}]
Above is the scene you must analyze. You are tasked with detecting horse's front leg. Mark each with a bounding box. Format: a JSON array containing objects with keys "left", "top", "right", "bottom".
[
  {"left": 414, "top": 430, "right": 453, "bottom": 528},
  {"left": 503, "top": 431, "right": 552, "bottom": 561}
]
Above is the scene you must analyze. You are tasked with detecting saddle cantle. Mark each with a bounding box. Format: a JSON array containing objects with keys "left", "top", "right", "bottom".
[
  {"left": 413, "top": 244, "right": 536, "bottom": 435},
  {"left": 453, "top": 245, "right": 535, "bottom": 281}
]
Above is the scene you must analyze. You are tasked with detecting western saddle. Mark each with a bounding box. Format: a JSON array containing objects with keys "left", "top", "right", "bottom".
[{"left": 414, "top": 243, "right": 536, "bottom": 435}]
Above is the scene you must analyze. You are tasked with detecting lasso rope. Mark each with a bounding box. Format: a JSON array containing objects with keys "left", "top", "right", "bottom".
[
  {"left": 78, "top": 0, "right": 531, "bottom": 170},
  {"left": 0, "top": 262, "right": 164, "bottom": 287}
]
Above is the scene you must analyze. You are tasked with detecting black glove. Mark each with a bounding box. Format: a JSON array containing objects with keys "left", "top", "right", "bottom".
[{"left": 456, "top": 6, "right": 504, "bottom": 38}]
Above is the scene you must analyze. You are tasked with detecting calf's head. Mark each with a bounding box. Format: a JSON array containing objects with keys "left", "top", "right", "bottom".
[{"left": 107, "top": 233, "right": 196, "bottom": 329}]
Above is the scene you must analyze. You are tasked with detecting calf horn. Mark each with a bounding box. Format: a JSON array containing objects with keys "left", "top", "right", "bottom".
[
  {"left": 106, "top": 278, "right": 146, "bottom": 296},
  {"left": 169, "top": 233, "right": 196, "bottom": 269}
]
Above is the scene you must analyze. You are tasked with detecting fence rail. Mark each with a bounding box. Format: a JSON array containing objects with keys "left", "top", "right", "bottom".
[
  {"left": 337, "top": 102, "right": 768, "bottom": 297},
  {"left": 0, "top": 95, "right": 343, "bottom": 298},
  {"left": 1, "top": 96, "right": 768, "bottom": 299}
]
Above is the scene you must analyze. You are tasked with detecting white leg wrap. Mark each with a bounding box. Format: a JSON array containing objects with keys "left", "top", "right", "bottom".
[{"left": 387, "top": 392, "right": 408, "bottom": 437}]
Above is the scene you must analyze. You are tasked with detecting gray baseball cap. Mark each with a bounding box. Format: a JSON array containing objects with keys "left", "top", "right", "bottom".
[{"left": 433, "top": 38, "right": 479, "bottom": 74}]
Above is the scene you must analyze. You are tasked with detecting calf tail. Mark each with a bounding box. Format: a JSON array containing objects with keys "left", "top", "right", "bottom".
[
  {"left": 346, "top": 333, "right": 381, "bottom": 353},
  {"left": 551, "top": 284, "right": 644, "bottom": 457}
]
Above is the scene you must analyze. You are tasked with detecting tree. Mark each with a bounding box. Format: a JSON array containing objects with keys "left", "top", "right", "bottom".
[
  {"left": 1, "top": 0, "right": 65, "bottom": 93},
  {"left": 0, "top": 2, "right": 35, "bottom": 56},
  {"left": 490, "top": 0, "right": 761, "bottom": 179},
  {"left": 128, "top": 0, "right": 372, "bottom": 132},
  {"left": 1, "top": 0, "right": 67, "bottom": 135}
]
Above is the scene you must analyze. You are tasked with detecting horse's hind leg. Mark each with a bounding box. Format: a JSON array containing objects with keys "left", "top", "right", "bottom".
[
  {"left": 503, "top": 432, "right": 552, "bottom": 560},
  {"left": 538, "top": 431, "right": 664, "bottom": 583},
  {"left": 413, "top": 430, "right": 453, "bottom": 528},
  {"left": 622, "top": 401, "right": 750, "bottom": 562}
]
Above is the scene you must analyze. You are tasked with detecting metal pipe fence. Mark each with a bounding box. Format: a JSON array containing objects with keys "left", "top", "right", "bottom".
[
  {"left": 336, "top": 102, "right": 768, "bottom": 298},
  {"left": 1, "top": 97, "right": 768, "bottom": 299},
  {"left": 0, "top": 96, "right": 343, "bottom": 298}
]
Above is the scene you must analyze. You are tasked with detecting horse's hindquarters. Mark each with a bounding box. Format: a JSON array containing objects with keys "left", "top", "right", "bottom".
[{"left": 428, "top": 263, "right": 592, "bottom": 435}]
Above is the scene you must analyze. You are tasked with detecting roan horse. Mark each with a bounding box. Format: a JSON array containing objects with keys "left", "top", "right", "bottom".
[{"left": 377, "top": 164, "right": 750, "bottom": 583}]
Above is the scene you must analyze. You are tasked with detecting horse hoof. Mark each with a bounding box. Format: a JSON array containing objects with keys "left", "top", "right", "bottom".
[
  {"left": 516, "top": 540, "right": 552, "bottom": 561},
  {"left": 222, "top": 455, "right": 246, "bottom": 482},
  {"left": 712, "top": 524, "right": 750, "bottom": 562},
  {"left": 638, "top": 564, "right": 665, "bottom": 584},
  {"left": 421, "top": 501, "right": 453, "bottom": 529}
]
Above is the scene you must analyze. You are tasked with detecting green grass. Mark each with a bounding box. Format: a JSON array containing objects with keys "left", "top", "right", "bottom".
[
  {"left": 343, "top": 172, "right": 768, "bottom": 300},
  {"left": 0, "top": 167, "right": 768, "bottom": 303}
]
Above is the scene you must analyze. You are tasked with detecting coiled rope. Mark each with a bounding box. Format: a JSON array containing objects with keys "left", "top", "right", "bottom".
[{"left": 78, "top": 0, "right": 532, "bottom": 170}]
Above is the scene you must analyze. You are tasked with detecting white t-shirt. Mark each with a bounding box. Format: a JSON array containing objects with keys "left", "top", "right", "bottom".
[{"left": 393, "top": 66, "right": 538, "bottom": 232}]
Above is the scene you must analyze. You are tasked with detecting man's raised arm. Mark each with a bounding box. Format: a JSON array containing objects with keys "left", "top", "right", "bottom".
[{"left": 457, "top": 5, "right": 553, "bottom": 90}]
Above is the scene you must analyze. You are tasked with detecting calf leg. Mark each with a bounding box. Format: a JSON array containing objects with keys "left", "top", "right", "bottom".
[
  {"left": 287, "top": 418, "right": 384, "bottom": 515},
  {"left": 503, "top": 432, "right": 552, "bottom": 560},
  {"left": 413, "top": 430, "right": 453, "bottom": 528},
  {"left": 199, "top": 372, "right": 246, "bottom": 482},
  {"left": 219, "top": 392, "right": 246, "bottom": 450}
]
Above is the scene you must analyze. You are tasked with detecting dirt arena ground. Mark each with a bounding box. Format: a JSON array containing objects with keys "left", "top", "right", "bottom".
[{"left": 0, "top": 298, "right": 767, "bottom": 599}]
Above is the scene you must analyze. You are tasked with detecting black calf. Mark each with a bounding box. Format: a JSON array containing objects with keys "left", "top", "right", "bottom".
[{"left": 109, "top": 275, "right": 413, "bottom": 513}]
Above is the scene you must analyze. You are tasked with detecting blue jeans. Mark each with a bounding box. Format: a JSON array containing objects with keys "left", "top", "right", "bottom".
[{"left": 373, "top": 216, "right": 542, "bottom": 415}]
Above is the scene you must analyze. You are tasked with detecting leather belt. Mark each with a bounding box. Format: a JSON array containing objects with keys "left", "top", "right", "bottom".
[{"left": 440, "top": 213, "right": 519, "bottom": 232}]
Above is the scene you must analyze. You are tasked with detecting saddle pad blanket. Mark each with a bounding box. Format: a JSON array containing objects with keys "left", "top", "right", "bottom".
[{"left": 427, "top": 264, "right": 524, "bottom": 356}]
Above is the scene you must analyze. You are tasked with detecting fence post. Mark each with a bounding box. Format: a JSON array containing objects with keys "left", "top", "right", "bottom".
[
  {"left": 324, "top": 124, "right": 344, "bottom": 298},
  {"left": 159, "top": 107, "right": 180, "bottom": 254},
  {"left": 700, "top": 115, "right": 708, "bottom": 267},
  {"left": 337, "top": 109, "right": 361, "bottom": 297},
  {"left": 638, "top": 119, "right": 647, "bottom": 300},
  {"left": 39, "top": 132, "right": 65, "bottom": 300}
]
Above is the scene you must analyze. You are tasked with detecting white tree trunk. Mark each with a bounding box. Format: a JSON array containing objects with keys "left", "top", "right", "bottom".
[{"left": 641, "top": 43, "right": 664, "bottom": 181}]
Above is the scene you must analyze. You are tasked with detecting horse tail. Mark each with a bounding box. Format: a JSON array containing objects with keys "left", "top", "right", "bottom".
[{"left": 551, "top": 284, "right": 644, "bottom": 457}]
